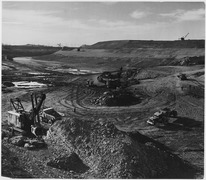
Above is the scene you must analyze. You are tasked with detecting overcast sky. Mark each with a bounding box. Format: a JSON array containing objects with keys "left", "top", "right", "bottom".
[{"left": 2, "top": 1, "right": 205, "bottom": 46}]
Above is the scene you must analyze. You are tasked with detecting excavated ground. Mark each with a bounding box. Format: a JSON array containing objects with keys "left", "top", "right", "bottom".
[{"left": 2, "top": 41, "right": 204, "bottom": 178}]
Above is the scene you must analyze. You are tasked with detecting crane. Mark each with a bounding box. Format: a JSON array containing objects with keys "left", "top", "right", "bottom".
[{"left": 180, "top": 33, "right": 189, "bottom": 41}]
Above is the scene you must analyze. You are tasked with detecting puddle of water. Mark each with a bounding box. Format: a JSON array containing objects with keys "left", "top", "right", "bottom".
[
  {"left": 28, "top": 72, "right": 50, "bottom": 75},
  {"left": 13, "top": 57, "right": 32, "bottom": 61},
  {"left": 48, "top": 67, "right": 99, "bottom": 75},
  {"left": 13, "top": 81, "right": 47, "bottom": 89},
  {"left": 14, "top": 57, "right": 99, "bottom": 75}
]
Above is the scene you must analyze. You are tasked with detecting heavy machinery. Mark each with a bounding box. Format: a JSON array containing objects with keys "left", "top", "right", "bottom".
[
  {"left": 147, "top": 108, "right": 177, "bottom": 126},
  {"left": 40, "top": 107, "right": 62, "bottom": 125},
  {"left": 177, "top": 73, "right": 187, "bottom": 80},
  {"left": 8, "top": 93, "right": 46, "bottom": 137},
  {"left": 179, "top": 33, "right": 189, "bottom": 41},
  {"left": 97, "top": 67, "right": 138, "bottom": 89},
  {"left": 86, "top": 80, "right": 96, "bottom": 87}
]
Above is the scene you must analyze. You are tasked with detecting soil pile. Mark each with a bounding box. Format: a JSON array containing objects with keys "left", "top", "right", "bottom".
[
  {"left": 45, "top": 118, "right": 195, "bottom": 178},
  {"left": 92, "top": 91, "right": 141, "bottom": 106}
]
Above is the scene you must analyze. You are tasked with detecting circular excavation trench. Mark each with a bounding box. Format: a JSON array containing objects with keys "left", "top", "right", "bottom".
[{"left": 92, "top": 90, "right": 142, "bottom": 107}]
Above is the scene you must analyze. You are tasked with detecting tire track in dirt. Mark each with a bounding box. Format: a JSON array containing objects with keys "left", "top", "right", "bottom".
[{"left": 56, "top": 79, "right": 178, "bottom": 127}]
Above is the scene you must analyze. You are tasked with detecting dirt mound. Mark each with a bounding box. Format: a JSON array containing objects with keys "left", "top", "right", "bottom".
[
  {"left": 92, "top": 91, "right": 141, "bottom": 106},
  {"left": 89, "top": 40, "right": 205, "bottom": 49},
  {"left": 45, "top": 118, "right": 196, "bottom": 178}
]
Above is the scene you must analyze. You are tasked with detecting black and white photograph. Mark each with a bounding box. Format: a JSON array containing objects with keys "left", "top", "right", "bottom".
[{"left": 2, "top": 1, "right": 205, "bottom": 178}]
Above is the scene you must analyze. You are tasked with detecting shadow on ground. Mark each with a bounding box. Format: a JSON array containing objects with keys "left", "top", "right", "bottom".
[
  {"left": 159, "top": 117, "right": 202, "bottom": 131},
  {"left": 128, "top": 131, "right": 199, "bottom": 178}
]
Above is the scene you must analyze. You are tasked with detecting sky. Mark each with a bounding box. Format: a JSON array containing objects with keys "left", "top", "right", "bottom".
[{"left": 2, "top": 1, "right": 205, "bottom": 46}]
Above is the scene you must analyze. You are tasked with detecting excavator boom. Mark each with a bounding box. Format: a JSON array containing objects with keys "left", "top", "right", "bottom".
[
  {"left": 30, "top": 93, "right": 46, "bottom": 126},
  {"left": 184, "top": 33, "right": 189, "bottom": 38}
]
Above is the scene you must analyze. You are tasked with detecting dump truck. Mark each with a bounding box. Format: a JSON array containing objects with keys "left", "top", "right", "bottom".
[{"left": 147, "top": 108, "right": 177, "bottom": 126}]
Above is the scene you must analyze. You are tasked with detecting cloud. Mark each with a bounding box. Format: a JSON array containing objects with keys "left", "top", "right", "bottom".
[
  {"left": 160, "top": 8, "right": 205, "bottom": 21},
  {"left": 100, "top": 2, "right": 118, "bottom": 5},
  {"left": 96, "top": 19, "right": 132, "bottom": 27},
  {"left": 2, "top": 9, "right": 90, "bottom": 30},
  {"left": 130, "top": 10, "right": 148, "bottom": 19},
  {"left": 3, "top": 21, "right": 23, "bottom": 25}
]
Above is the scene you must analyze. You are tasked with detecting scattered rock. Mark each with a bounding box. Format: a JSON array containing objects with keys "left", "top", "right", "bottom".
[
  {"left": 9, "top": 135, "right": 46, "bottom": 150},
  {"left": 24, "top": 143, "right": 35, "bottom": 150},
  {"left": 9, "top": 136, "right": 26, "bottom": 147},
  {"left": 2, "top": 130, "right": 11, "bottom": 139},
  {"left": 25, "top": 139, "right": 46, "bottom": 148},
  {"left": 2, "top": 145, "right": 32, "bottom": 178}
]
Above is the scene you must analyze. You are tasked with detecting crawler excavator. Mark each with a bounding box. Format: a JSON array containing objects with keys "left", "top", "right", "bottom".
[{"left": 8, "top": 93, "right": 46, "bottom": 137}]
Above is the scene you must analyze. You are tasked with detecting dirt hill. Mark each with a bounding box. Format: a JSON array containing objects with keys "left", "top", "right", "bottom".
[
  {"left": 35, "top": 40, "right": 204, "bottom": 72},
  {"left": 89, "top": 40, "right": 205, "bottom": 49},
  {"left": 45, "top": 118, "right": 197, "bottom": 178},
  {"left": 2, "top": 45, "right": 65, "bottom": 59}
]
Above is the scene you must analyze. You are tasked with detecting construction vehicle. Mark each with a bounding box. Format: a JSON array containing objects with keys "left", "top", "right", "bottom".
[
  {"left": 105, "top": 79, "right": 121, "bottom": 89},
  {"left": 8, "top": 93, "right": 46, "bottom": 137},
  {"left": 147, "top": 108, "right": 177, "bottom": 126},
  {"left": 40, "top": 107, "right": 62, "bottom": 125},
  {"left": 179, "top": 33, "right": 189, "bottom": 41},
  {"left": 86, "top": 79, "right": 96, "bottom": 87},
  {"left": 97, "top": 68, "right": 138, "bottom": 89},
  {"left": 177, "top": 73, "right": 187, "bottom": 80}
]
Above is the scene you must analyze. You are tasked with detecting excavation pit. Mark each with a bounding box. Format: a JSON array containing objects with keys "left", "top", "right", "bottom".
[
  {"left": 105, "top": 94, "right": 141, "bottom": 106},
  {"left": 93, "top": 90, "right": 142, "bottom": 106}
]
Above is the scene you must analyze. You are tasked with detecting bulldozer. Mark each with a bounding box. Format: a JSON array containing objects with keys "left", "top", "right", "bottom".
[
  {"left": 8, "top": 93, "right": 46, "bottom": 137},
  {"left": 147, "top": 108, "right": 177, "bottom": 126}
]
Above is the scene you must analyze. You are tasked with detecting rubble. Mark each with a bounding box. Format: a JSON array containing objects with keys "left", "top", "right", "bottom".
[
  {"left": 9, "top": 135, "right": 46, "bottom": 150},
  {"left": 178, "top": 56, "right": 205, "bottom": 66},
  {"left": 45, "top": 118, "right": 195, "bottom": 178},
  {"left": 9, "top": 136, "right": 26, "bottom": 147},
  {"left": 2, "top": 145, "right": 32, "bottom": 178},
  {"left": 92, "top": 90, "right": 140, "bottom": 106}
]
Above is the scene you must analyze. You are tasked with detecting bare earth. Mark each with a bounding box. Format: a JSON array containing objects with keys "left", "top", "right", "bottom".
[{"left": 2, "top": 41, "right": 204, "bottom": 178}]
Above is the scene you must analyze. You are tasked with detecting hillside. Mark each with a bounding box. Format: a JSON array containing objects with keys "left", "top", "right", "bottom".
[
  {"left": 89, "top": 40, "right": 205, "bottom": 49},
  {"left": 2, "top": 45, "right": 69, "bottom": 60},
  {"left": 34, "top": 40, "right": 205, "bottom": 71}
]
